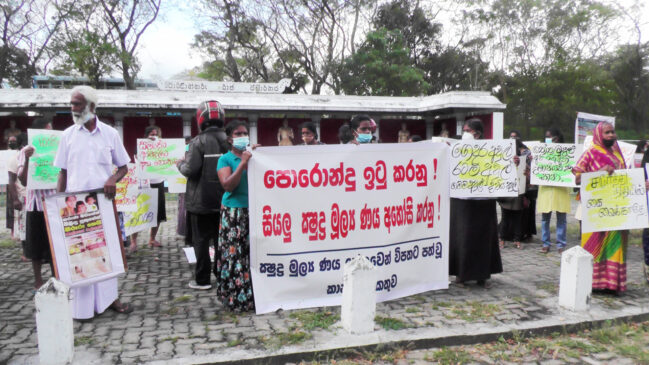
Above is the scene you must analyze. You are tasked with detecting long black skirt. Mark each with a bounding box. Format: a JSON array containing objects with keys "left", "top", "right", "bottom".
[
  {"left": 521, "top": 190, "right": 538, "bottom": 238},
  {"left": 449, "top": 198, "right": 502, "bottom": 282}
]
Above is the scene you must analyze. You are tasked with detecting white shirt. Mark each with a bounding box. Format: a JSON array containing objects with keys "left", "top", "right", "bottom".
[{"left": 54, "top": 119, "right": 130, "bottom": 191}]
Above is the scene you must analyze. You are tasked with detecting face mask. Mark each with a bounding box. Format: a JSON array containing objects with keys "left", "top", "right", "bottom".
[
  {"left": 8, "top": 142, "right": 17, "bottom": 149},
  {"left": 461, "top": 132, "right": 474, "bottom": 140},
  {"left": 545, "top": 137, "right": 553, "bottom": 144},
  {"left": 602, "top": 139, "right": 615, "bottom": 148},
  {"left": 356, "top": 133, "right": 372, "bottom": 144},
  {"left": 232, "top": 137, "right": 249, "bottom": 150},
  {"left": 149, "top": 136, "right": 158, "bottom": 141},
  {"left": 72, "top": 105, "right": 95, "bottom": 125}
]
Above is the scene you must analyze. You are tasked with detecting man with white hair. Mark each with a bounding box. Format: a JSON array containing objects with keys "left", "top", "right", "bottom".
[{"left": 54, "top": 85, "right": 133, "bottom": 318}]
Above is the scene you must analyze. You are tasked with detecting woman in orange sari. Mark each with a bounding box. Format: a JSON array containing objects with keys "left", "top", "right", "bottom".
[{"left": 572, "top": 122, "right": 628, "bottom": 294}]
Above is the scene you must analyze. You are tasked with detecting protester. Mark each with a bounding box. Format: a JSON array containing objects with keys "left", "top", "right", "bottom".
[
  {"left": 300, "top": 121, "right": 324, "bottom": 145},
  {"left": 572, "top": 122, "right": 645, "bottom": 295},
  {"left": 641, "top": 147, "right": 649, "bottom": 284},
  {"left": 177, "top": 100, "right": 229, "bottom": 290},
  {"left": 538, "top": 128, "right": 571, "bottom": 254},
  {"left": 635, "top": 139, "right": 647, "bottom": 168},
  {"left": 509, "top": 130, "right": 537, "bottom": 240},
  {"left": 498, "top": 138, "right": 527, "bottom": 249},
  {"left": 54, "top": 85, "right": 133, "bottom": 317},
  {"left": 8, "top": 133, "right": 27, "bottom": 259},
  {"left": 339, "top": 115, "right": 375, "bottom": 145},
  {"left": 338, "top": 124, "right": 354, "bottom": 144},
  {"left": 216, "top": 120, "right": 256, "bottom": 311},
  {"left": 176, "top": 135, "right": 192, "bottom": 237},
  {"left": 17, "top": 119, "right": 57, "bottom": 289},
  {"left": 5, "top": 134, "right": 19, "bottom": 236},
  {"left": 449, "top": 118, "right": 502, "bottom": 288},
  {"left": 129, "top": 126, "right": 165, "bottom": 252}
]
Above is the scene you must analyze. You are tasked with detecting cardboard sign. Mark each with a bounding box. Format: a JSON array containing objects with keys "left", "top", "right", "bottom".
[
  {"left": 123, "top": 188, "right": 158, "bottom": 236},
  {"left": 27, "top": 129, "right": 62, "bottom": 189},
  {"left": 115, "top": 164, "right": 139, "bottom": 212},
  {"left": 136, "top": 138, "right": 184, "bottom": 180},
  {"left": 449, "top": 139, "right": 518, "bottom": 198},
  {"left": 248, "top": 142, "right": 449, "bottom": 314},
  {"left": 580, "top": 169, "right": 648, "bottom": 233},
  {"left": 529, "top": 143, "right": 577, "bottom": 187},
  {"left": 167, "top": 175, "right": 187, "bottom": 193},
  {"left": 0, "top": 150, "right": 16, "bottom": 185},
  {"left": 43, "top": 191, "right": 125, "bottom": 288}
]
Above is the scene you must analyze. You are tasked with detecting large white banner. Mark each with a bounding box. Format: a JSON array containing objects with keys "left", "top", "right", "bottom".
[
  {"left": 580, "top": 169, "right": 648, "bottom": 233},
  {"left": 248, "top": 143, "right": 450, "bottom": 314},
  {"left": 449, "top": 139, "right": 518, "bottom": 198}
]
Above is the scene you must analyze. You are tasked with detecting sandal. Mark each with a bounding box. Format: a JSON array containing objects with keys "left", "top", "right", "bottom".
[
  {"left": 109, "top": 302, "right": 134, "bottom": 314},
  {"left": 514, "top": 241, "right": 522, "bottom": 249},
  {"left": 148, "top": 240, "right": 162, "bottom": 248},
  {"left": 499, "top": 240, "right": 505, "bottom": 249},
  {"left": 477, "top": 279, "right": 492, "bottom": 289}
]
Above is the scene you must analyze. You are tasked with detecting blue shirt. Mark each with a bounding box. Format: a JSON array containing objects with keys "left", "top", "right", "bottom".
[{"left": 217, "top": 151, "right": 248, "bottom": 208}]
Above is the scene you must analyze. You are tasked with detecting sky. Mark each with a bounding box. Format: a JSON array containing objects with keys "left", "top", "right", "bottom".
[
  {"left": 137, "top": 2, "right": 203, "bottom": 80},
  {"left": 136, "top": 0, "right": 649, "bottom": 81}
]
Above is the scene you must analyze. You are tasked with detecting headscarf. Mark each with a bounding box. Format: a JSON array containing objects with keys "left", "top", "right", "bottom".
[{"left": 573, "top": 121, "right": 625, "bottom": 174}]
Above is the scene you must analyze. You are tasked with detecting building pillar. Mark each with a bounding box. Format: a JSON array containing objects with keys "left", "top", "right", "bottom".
[
  {"left": 41, "top": 111, "right": 55, "bottom": 123},
  {"left": 113, "top": 112, "right": 124, "bottom": 141},
  {"left": 311, "top": 115, "right": 321, "bottom": 141},
  {"left": 248, "top": 114, "right": 259, "bottom": 145},
  {"left": 182, "top": 113, "right": 192, "bottom": 137},
  {"left": 492, "top": 112, "right": 504, "bottom": 140},
  {"left": 425, "top": 117, "right": 434, "bottom": 139},
  {"left": 455, "top": 113, "right": 466, "bottom": 136},
  {"left": 374, "top": 117, "right": 381, "bottom": 142}
]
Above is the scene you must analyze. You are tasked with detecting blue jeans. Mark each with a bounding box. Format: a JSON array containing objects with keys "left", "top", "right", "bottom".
[{"left": 541, "top": 212, "right": 566, "bottom": 248}]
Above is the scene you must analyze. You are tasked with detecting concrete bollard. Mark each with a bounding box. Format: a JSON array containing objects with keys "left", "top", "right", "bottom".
[
  {"left": 558, "top": 246, "right": 593, "bottom": 311},
  {"left": 341, "top": 255, "right": 377, "bottom": 334},
  {"left": 35, "top": 278, "right": 74, "bottom": 365}
]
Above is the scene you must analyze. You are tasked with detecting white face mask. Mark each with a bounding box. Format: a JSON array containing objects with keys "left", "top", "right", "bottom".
[
  {"left": 72, "top": 104, "right": 95, "bottom": 126},
  {"left": 462, "top": 131, "right": 474, "bottom": 140}
]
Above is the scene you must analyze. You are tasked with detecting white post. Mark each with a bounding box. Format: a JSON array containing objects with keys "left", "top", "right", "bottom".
[
  {"left": 341, "top": 255, "right": 377, "bottom": 334},
  {"left": 492, "top": 112, "right": 504, "bottom": 140},
  {"left": 35, "top": 278, "right": 74, "bottom": 365},
  {"left": 559, "top": 246, "right": 593, "bottom": 311}
]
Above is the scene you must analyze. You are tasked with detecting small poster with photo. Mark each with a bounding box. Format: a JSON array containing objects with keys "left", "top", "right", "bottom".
[{"left": 43, "top": 190, "right": 126, "bottom": 287}]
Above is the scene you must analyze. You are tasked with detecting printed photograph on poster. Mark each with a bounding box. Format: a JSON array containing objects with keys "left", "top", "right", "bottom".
[{"left": 43, "top": 190, "right": 126, "bottom": 288}]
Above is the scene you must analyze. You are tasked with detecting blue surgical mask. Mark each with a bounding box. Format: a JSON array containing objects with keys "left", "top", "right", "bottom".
[
  {"left": 545, "top": 137, "right": 552, "bottom": 144},
  {"left": 356, "top": 133, "right": 372, "bottom": 144},
  {"left": 232, "top": 137, "right": 249, "bottom": 150}
]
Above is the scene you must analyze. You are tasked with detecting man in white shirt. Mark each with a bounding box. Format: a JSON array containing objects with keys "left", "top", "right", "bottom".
[{"left": 54, "top": 85, "right": 133, "bottom": 318}]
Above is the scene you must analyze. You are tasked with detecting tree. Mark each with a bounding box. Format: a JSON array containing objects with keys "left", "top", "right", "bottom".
[
  {"left": 339, "top": 28, "right": 429, "bottom": 96},
  {"left": 606, "top": 43, "right": 649, "bottom": 136},
  {"left": 50, "top": 1, "right": 120, "bottom": 87},
  {"left": 0, "top": 0, "right": 72, "bottom": 87},
  {"left": 98, "top": 0, "right": 161, "bottom": 89},
  {"left": 193, "top": 0, "right": 377, "bottom": 94}
]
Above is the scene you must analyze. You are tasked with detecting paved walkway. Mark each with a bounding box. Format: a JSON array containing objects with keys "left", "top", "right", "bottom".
[{"left": 2, "top": 198, "right": 649, "bottom": 364}]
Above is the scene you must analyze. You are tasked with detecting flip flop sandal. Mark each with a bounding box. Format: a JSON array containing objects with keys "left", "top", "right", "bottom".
[{"left": 110, "top": 302, "right": 134, "bottom": 314}]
